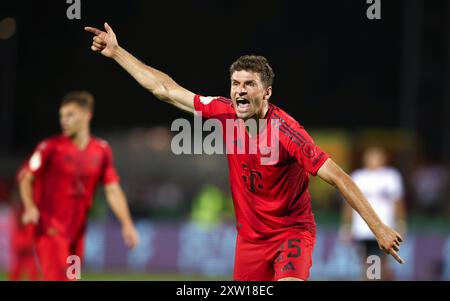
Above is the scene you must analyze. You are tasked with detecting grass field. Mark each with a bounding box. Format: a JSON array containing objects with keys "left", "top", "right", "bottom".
[{"left": 0, "top": 271, "right": 232, "bottom": 281}]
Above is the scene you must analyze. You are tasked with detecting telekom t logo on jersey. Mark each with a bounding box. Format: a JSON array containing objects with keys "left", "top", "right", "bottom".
[
  {"left": 170, "top": 111, "right": 281, "bottom": 165},
  {"left": 242, "top": 164, "right": 263, "bottom": 192}
]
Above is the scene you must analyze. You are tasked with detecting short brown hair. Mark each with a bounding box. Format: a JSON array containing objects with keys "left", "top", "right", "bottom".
[
  {"left": 61, "top": 90, "right": 95, "bottom": 112},
  {"left": 229, "top": 55, "right": 275, "bottom": 88}
]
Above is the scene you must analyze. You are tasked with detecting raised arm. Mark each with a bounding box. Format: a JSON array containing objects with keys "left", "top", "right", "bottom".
[
  {"left": 317, "top": 158, "right": 405, "bottom": 264},
  {"left": 85, "top": 23, "right": 195, "bottom": 113}
]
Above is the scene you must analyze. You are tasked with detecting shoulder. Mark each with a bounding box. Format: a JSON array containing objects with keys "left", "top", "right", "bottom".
[
  {"left": 34, "top": 135, "right": 62, "bottom": 151},
  {"left": 91, "top": 137, "right": 111, "bottom": 149},
  {"left": 195, "top": 95, "right": 234, "bottom": 113},
  {"left": 28, "top": 136, "right": 60, "bottom": 171},
  {"left": 271, "top": 104, "right": 307, "bottom": 145},
  {"left": 198, "top": 95, "right": 232, "bottom": 105},
  {"left": 91, "top": 137, "right": 114, "bottom": 157},
  {"left": 271, "top": 104, "right": 303, "bottom": 129}
]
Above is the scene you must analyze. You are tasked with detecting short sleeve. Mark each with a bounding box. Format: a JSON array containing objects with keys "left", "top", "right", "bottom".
[
  {"left": 101, "top": 143, "right": 120, "bottom": 185},
  {"left": 28, "top": 140, "right": 54, "bottom": 177},
  {"left": 193, "top": 94, "right": 232, "bottom": 119},
  {"left": 285, "top": 125, "right": 329, "bottom": 175}
]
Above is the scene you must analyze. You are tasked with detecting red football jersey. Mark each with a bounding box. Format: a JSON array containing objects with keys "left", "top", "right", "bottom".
[
  {"left": 194, "top": 95, "right": 329, "bottom": 242},
  {"left": 28, "top": 135, "right": 119, "bottom": 240}
]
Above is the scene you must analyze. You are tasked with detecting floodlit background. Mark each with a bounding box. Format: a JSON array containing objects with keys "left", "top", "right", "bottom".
[{"left": 0, "top": 0, "right": 449, "bottom": 280}]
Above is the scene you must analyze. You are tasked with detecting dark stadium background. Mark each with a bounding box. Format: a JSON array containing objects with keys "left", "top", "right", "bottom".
[{"left": 0, "top": 0, "right": 449, "bottom": 280}]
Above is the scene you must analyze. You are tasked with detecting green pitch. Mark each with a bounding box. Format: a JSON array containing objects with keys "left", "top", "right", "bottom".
[{"left": 0, "top": 271, "right": 232, "bottom": 281}]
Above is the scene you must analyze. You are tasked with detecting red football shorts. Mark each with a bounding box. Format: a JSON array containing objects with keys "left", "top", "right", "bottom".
[
  {"left": 233, "top": 229, "right": 316, "bottom": 281},
  {"left": 35, "top": 232, "right": 85, "bottom": 281},
  {"left": 9, "top": 224, "right": 39, "bottom": 281}
]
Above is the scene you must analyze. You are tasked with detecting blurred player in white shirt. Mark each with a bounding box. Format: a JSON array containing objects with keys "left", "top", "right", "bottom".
[{"left": 340, "top": 147, "right": 407, "bottom": 280}]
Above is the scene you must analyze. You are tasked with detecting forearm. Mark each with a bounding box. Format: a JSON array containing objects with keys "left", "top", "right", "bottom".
[
  {"left": 106, "top": 186, "right": 134, "bottom": 227},
  {"left": 341, "top": 202, "right": 353, "bottom": 227},
  {"left": 336, "top": 175, "right": 384, "bottom": 233},
  {"left": 19, "top": 174, "right": 36, "bottom": 210},
  {"left": 112, "top": 46, "right": 177, "bottom": 100}
]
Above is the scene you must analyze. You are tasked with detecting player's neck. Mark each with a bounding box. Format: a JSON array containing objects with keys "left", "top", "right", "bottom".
[
  {"left": 259, "top": 102, "right": 270, "bottom": 120},
  {"left": 71, "top": 129, "right": 91, "bottom": 150},
  {"left": 245, "top": 102, "right": 269, "bottom": 137}
]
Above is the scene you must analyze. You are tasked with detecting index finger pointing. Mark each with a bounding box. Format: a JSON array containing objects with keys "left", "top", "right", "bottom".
[
  {"left": 84, "top": 26, "right": 104, "bottom": 36},
  {"left": 390, "top": 249, "right": 405, "bottom": 264}
]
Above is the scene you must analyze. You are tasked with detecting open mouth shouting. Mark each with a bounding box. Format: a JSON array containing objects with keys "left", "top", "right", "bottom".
[{"left": 236, "top": 97, "right": 250, "bottom": 114}]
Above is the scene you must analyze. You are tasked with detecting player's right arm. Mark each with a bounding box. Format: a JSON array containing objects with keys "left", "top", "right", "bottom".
[
  {"left": 20, "top": 140, "right": 54, "bottom": 225},
  {"left": 85, "top": 23, "right": 195, "bottom": 113},
  {"left": 19, "top": 170, "right": 39, "bottom": 225}
]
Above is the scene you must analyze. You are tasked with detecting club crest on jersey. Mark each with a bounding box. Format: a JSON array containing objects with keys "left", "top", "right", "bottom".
[{"left": 302, "top": 142, "right": 316, "bottom": 158}]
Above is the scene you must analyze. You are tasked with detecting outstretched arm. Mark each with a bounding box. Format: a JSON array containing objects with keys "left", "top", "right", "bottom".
[
  {"left": 85, "top": 23, "right": 195, "bottom": 113},
  {"left": 317, "top": 158, "right": 405, "bottom": 264},
  {"left": 105, "top": 183, "right": 139, "bottom": 249}
]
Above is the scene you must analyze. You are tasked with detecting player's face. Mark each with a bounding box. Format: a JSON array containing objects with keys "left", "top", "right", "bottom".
[
  {"left": 59, "top": 103, "right": 91, "bottom": 138},
  {"left": 363, "top": 148, "right": 387, "bottom": 169},
  {"left": 230, "top": 70, "right": 272, "bottom": 120}
]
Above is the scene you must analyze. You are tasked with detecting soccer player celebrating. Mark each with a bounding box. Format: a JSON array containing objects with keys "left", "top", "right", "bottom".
[
  {"left": 20, "top": 91, "right": 139, "bottom": 280},
  {"left": 85, "top": 23, "right": 404, "bottom": 281}
]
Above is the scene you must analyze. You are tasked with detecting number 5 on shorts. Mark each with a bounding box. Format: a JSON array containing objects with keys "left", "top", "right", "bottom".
[{"left": 287, "top": 239, "right": 301, "bottom": 258}]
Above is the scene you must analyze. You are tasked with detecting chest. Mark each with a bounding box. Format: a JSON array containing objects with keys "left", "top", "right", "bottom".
[
  {"left": 228, "top": 147, "right": 299, "bottom": 195},
  {"left": 49, "top": 145, "right": 104, "bottom": 179},
  {"left": 355, "top": 174, "right": 395, "bottom": 200}
]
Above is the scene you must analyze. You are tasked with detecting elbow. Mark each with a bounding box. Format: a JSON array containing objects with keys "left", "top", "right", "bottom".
[
  {"left": 151, "top": 78, "right": 175, "bottom": 103},
  {"left": 332, "top": 172, "right": 351, "bottom": 191},
  {"left": 326, "top": 177, "right": 338, "bottom": 188},
  {"left": 105, "top": 186, "right": 115, "bottom": 200},
  {"left": 152, "top": 85, "right": 170, "bottom": 101},
  {"left": 105, "top": 184, "right": 121, "bottom": 203},
  {"left": 148, "top": 73, "right": 175, "bottom": 101}
]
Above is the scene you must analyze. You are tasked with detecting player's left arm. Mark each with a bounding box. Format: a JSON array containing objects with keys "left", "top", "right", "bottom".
[
  {"left": 104, "top": 183, "right": 139, "bottom": 249},
  {"left": 317, "top": 158, "right": 405, "bottom": 264}
]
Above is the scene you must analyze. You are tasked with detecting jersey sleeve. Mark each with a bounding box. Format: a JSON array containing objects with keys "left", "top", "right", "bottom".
[
  {"left": 101, "top": 143, "right": 120, "bottom": 185},
  {"left": 284, "top": 125, "right": 329, "bottom": 175},
  {"left": 28, "top": 139, "right": 54, "bottom": 178},
  {"left": 193, "top": 94, "right": 232, "bottom": 119}
]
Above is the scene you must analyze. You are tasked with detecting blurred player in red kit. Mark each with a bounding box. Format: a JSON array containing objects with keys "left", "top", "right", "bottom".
[
  {"left": 19, "top": 91, "right": 139, "bottom": 280},
  {"left": 85, "top": 23, "right": 405, "bottom": 281},
  {"left": 9, "top": 161, "right": 39, "bottom": 281}
]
